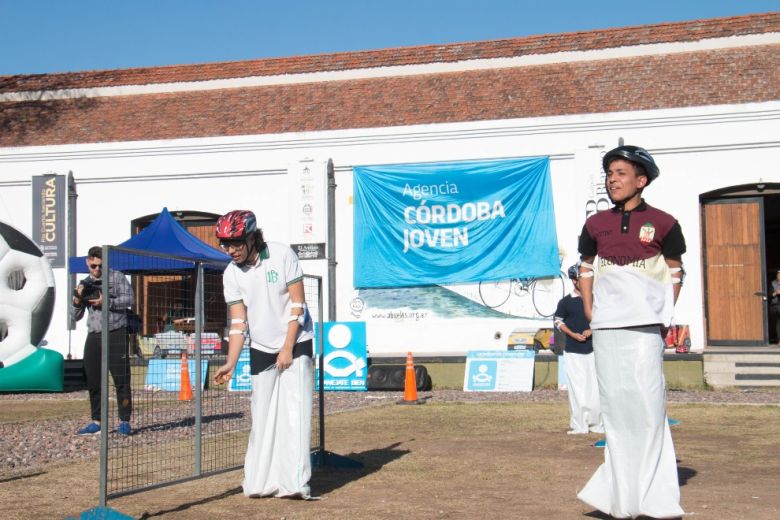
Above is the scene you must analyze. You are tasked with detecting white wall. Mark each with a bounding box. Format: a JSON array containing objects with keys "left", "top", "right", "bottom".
[{"left": 1, "top": 101, "right": 779, "bottom": 358}]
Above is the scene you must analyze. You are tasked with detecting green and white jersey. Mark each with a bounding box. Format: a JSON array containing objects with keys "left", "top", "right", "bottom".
[{"left": 223, "top": 241, "right": 313, "bottom": 353}]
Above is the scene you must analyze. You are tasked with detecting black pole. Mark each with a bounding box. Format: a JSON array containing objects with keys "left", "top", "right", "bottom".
[
  {"left": 326, "top": 159, "right": 337, "bottom": 321},
  {"left": 67, "top": 171, "right": 77, "bottom": 332}
]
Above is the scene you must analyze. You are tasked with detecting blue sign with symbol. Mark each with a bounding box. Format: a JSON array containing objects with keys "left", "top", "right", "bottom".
[
  {"left": 229, "top": 348, "right": 252, "bottom": 392},
  {"left": 464, "top": 350, "right": 535, "bottom": 392},
  {"left": 467, "top": 359, "right": 497, "bottom": 390},
  {"left": 144, "top": 359, "right": 208, "bottom": 391},
  {"left": 315, "top": 321, "right": 367, "bottom": 391}
]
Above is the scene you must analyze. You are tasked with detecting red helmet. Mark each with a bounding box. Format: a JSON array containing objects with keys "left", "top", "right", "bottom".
[{"left": 215, "top": 210, "right": 257, "bottom": 240}]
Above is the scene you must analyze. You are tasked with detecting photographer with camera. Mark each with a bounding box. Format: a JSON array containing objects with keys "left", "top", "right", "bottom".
[{"left": 72, "top": 246, "right": 135, "bottom": 436}]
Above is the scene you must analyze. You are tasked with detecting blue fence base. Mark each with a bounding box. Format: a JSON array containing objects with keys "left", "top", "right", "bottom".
[{"left": 66, "top": 507, "right": 133, "bottom": 520}]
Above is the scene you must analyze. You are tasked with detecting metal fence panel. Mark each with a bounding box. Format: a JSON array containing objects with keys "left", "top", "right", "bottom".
[{"left": 100, "top": 246, "right": 323, "bottom": 504}]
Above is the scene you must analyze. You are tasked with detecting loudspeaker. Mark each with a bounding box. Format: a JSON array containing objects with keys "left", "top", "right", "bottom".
[
  {"left": 63, "top": 359, "right": 87, "bottom": 392},
  {"left": 367, "top": 364, "right": 432, "bottom": 391}
]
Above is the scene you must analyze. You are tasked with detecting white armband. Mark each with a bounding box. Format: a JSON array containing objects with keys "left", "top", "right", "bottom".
[
  {"left": 287, "top": 315, "right": 307, "bottom": 327},
  {"left": 288, "top": 302, "right": 307, "bottom": 325},
  {"left": 669, "top": 266, "right": 685, "bottom": 285},
  {"left": 580, "top": 261, "right": 594, "bottom": 271},
  {"left": 229, "top": 317, "right": 247, "bottom": 335},
  {"left": 579, "top": 271, "right": 594, "bottom": 278}
]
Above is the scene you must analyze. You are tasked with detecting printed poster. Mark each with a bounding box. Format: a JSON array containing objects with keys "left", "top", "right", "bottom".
[{"left": 353, "top": 157, "right": 559, "bottom": 288}]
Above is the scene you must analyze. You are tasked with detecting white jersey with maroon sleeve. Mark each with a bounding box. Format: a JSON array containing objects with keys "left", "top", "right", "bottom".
[{"left": 578, "top": 201, "right": 686, "bottom": 329}]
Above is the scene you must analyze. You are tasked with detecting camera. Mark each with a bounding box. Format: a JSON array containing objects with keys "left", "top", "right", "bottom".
[{"left": 76, "top": 279, "right": 102, "bottom": 302}]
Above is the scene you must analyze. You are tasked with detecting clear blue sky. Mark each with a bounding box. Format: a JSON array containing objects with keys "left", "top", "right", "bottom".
[{"left": 1, "top": 0, "right": 776, "bottom": 76}]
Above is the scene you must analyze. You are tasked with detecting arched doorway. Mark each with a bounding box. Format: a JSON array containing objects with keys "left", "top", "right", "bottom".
[{"left": 701, "top": 184, "right": 780, "bottom": 346}]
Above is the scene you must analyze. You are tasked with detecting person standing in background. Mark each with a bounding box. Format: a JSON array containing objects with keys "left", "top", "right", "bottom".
[
  {"left": 554, "top": 263, "right": 603, "bottom": 435},
  {"left": 770, "top": 269, "right": 780, "bottom": 346},
  {"left": 72, "top": 246, "right": 135, "bottom": 436}
]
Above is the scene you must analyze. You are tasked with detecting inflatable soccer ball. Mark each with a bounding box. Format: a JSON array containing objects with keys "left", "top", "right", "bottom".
[{"left": 0, "top": 222, "right": 55, "bottom": 369}]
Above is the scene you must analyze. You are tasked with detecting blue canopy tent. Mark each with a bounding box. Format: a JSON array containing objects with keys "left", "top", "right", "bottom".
[{"left": 68, "top": 208, "right": 230, "bottom": 273}]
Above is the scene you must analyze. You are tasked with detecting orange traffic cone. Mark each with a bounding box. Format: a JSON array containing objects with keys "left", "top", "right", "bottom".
[
  {"left": 179, "top": 351, "right": 193, "bottom": 401},
  {"left": 397, "top": 352, "right": 425, "bottom": 405}
]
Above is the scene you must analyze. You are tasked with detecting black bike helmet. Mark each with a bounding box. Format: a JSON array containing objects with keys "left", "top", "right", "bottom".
[
  {"left": 602, "top": 145, "right": 659, "bottom": 185},
  {"left": 567, "top": 263, "right": 580, "bottom": 280}
]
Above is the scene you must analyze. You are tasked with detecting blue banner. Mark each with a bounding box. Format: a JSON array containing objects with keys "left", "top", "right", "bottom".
[{"left": 353, "top": 157, "right": 559, "bottom": 288}]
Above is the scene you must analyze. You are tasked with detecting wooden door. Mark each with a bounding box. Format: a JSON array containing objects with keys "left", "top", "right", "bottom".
[{"left": 702, "top": 198, "right": 766, "bottom": 345}]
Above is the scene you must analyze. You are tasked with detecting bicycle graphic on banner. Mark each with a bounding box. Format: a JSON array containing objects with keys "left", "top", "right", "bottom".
[{"left": 477, "top": 271, "right": 566, "bottom": 318}]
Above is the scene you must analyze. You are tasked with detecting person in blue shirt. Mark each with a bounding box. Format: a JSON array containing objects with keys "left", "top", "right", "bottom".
[{"left": 554, "top": 263, "right": 603, "bottom": 435}]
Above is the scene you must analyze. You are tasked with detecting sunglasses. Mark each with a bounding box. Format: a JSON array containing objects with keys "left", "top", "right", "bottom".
[
  {"left": 219, "top": 241, "right": 246, "bottom": 251},
  {"left": 89, "top": 263, "right": 102, "bottom": 269}
]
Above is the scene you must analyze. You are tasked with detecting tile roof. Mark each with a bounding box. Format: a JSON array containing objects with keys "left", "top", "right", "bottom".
[
  {"left": 1, "top": 12, "right": 778, "bottom": 92},
  {"left": 1, "top": 12, "right": 778, "bottom": 147}
]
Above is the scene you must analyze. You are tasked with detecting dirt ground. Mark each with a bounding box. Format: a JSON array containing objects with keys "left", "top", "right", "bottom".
[{"left": 1, "top": 397, "right": 779, "bottom": 520}]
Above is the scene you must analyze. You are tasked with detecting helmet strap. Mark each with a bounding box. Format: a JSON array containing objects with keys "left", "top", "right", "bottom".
[{"left": 235, "top": 235, "right": 259, "bottom": 267}]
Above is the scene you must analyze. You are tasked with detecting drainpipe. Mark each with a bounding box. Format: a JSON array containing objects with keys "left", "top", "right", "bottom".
[
  {"left": 67, "top": 171, "right": 77, "bottom": 334},
  {"left": 327, "top": 159, "right": 337, "bottom": 321}
]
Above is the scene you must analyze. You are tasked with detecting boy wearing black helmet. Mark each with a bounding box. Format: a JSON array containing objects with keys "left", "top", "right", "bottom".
[
  {"left": 554, "top": 263, "right": 603, "bottom": 435},
  {"left": 576, "top": 146, "right": 686, "bottom": 518},
  {"left": 213, "top": 210, "right": 315, "bottom": 499}
]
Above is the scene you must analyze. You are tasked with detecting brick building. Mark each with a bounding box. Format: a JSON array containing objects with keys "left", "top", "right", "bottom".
[{"left": 1, "top": 12, "right": 779, "bottom": 357}]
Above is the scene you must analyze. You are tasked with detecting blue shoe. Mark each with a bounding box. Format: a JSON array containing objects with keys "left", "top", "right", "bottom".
[
  {"left": 594, "top": 439, "right": 606, "bottom": 448},
  {"left": 77, "top": 422, "right": 101, "bottom": 436},
  {"left": 117, "top": 421, "right": 132, "bottom": 436}
]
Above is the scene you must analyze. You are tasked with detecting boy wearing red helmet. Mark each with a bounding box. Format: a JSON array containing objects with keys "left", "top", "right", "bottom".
[
  {"left": 576, "top": 146, "right": 686, "bottom": 518},
  {"left": 213, "top": 210, "right": 314, "bottom": 499}
]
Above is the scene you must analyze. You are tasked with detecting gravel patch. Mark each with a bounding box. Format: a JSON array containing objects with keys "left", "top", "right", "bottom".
[{"left": 1, "top": 388, "right": 778, "bottom": 478}]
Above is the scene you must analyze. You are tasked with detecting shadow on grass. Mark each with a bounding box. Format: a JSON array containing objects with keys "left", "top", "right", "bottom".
[
  {"left": 138, "top": 486, "right": 243, "bottom": 519},
  {"left": 678, "top": 465, "right": 697, "bottom": 486},
  {"left": 134, "top": 442, "right": 409, "bottom": 517},
  {"left": 0, "top": 471, "right": 45, "bottom": 484},
  {"left": 585, "top": 512, "right": 683, "bottom": 520},
  {"left": 131, "top": 412, "right": 245, "bottom": 435},
  {"left": 311, "top": 441, "right": 411, "bottom": 496}
]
